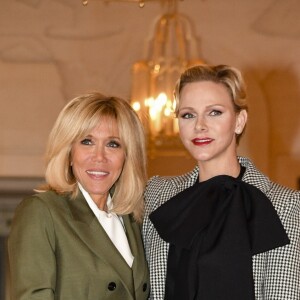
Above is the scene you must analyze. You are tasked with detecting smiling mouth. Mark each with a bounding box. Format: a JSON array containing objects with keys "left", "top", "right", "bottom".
[
  {"left": 86, "top": 170, "right": 109, "bottom": 176},
  {"left": 192, "top": 138, "right": 213, "bottom": 145}
]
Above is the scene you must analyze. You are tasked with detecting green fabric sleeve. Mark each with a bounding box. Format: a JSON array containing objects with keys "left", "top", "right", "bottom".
[{"left": 8, "top": 195, "right": 56, "bottom": 300}]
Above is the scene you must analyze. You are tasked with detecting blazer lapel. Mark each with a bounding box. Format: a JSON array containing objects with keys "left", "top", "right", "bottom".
[
  {"left": 171, "top": 166, "right": 199, "bottom": 194},
  {"left": 123, "top": 215, "right": 147, "bottom": 289},
  {"left": 67, "top": 192, "right": 135, "bottom": 295}
]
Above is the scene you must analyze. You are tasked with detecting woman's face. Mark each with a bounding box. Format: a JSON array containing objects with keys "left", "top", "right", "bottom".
[
  {"left": 71, "top": 117, "right": 125, "bottom": 207},
  {"left": 178, "top": 81, "right": 246, "bottom": 166}
]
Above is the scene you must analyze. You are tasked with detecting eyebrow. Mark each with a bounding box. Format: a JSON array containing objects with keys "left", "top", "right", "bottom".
[
  {"left": 179, "top": 104, "right": 225, "bottom": 110},
  {"left": 178, "top": 106, "right": 195, "bottom": 111},
  {"left": 81, "top": 134, "right": 121, "bottom": 140}
]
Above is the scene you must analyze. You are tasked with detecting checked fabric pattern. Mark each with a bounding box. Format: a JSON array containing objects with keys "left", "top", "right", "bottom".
[{"left": 142, "top": 157, "right": 300, "bottom": 300}]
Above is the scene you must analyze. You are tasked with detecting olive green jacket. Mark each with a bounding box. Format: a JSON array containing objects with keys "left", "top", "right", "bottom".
[{"left": 8, "top": 190, "right": 149, "bottom": 300}]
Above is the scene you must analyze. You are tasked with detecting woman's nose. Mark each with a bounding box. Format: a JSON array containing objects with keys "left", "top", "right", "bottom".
[
  {"left": 92, "top": 146, "right": 107, "bottom": 162},
  {"left": 195, "top": 117, "right": 207, "bottom": 131}
]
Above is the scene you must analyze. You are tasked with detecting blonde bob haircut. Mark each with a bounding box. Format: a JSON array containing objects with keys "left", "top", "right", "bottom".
[
  {"left": 174, "top": 64, "right": 248, "bottom": 143},
  {"left": 43, "top": 92, "right": 147, "bottom": 222}
]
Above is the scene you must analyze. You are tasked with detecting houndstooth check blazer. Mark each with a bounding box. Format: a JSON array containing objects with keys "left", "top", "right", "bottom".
[{"left": 142, "top": 157, "right": 300, "bottom": 300}]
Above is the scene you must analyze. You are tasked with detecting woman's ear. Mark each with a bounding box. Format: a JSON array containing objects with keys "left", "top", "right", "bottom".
[{"left": 235, "top": 109, "right": 248, "bottom": 134}]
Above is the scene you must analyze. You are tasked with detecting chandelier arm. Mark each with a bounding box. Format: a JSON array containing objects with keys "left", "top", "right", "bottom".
[
  {"left": 152, "top": 15, "right": 167, "bottom": 64},
  {"left": 175, "top": 14, "right": 188, "bottom": 63}
]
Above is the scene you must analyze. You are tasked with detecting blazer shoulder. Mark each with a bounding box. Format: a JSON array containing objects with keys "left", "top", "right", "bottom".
[
  {"left": 240, "top": 156, "right": 300, "bottom": 220},
  {"left": 146, "top": 166, "right": 199, "bottom": 192},
  {"left": 144, "top": 167, "right": 199, "bottom": 215},
  {"left": 33, "top": 190, "right": 70, "bottom": 203},
  {"left": 14, "top": 190, "right": 72, "bottom": 222},
  {"left": 269, "top": 182, "right": 300, "bottom": 199},
  {"left": 267, "top": 181, "right": 300, "bottom": 220}
]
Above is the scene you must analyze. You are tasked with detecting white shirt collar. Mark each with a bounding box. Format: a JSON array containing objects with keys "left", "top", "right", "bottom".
[
  {"left": 77, "top": 182, "right": 134, "bottom": 267},
  {"left": 78, "top": 182, "right": 113, "bottom": 217}
]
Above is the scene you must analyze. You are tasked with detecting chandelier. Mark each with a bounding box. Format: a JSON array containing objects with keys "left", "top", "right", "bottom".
[
  {"left": 130, "top": 0, "right": 205, "bottom": 157},
  {"left": 82, "top": 0, "right": 205, "bottom": 157}
]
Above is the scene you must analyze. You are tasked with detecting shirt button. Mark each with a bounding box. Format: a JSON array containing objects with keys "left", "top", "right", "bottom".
[
  {"left": 107, "top": 282, "right": 117, "bottom": 291},
  {"left": 143, "top": 283, "right": 147, "bottom": 292}
]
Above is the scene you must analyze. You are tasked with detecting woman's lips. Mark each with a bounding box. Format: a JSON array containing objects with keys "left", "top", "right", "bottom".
[
  {"left": 192, "top": 138, "right": 214, "bottom": 146},
  {"left": 86, "top": 170, "right": 109, "bottom": 178}
]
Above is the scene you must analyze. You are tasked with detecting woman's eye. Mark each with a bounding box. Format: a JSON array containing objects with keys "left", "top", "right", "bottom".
[
  {"left": 80, "top": 138, "right": 93, "bottom": 145},
  {"left": 107, "top": 140, "right": 121, "bottom": 148},
  {"left": 181, "top": 112, "right": 194, "bottom": 119},
  {"left": 210, "top": 110, "right": 222, "bottom": 116}
]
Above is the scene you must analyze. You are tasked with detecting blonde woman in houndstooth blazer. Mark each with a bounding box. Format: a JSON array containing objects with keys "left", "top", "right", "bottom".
[{"left": 142, "top": 64, "right": 300, "bottom": 300}]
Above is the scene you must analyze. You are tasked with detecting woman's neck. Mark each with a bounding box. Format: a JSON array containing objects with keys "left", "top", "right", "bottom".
[{"left": 198, "top": 157, "right": 241, "bottom": 182}]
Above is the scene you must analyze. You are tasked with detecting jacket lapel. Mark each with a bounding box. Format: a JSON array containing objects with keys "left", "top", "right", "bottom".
[
  {"left": 239, "top": 156, "right": 271, "bottom": 194},
  {"left": 66, "top": 192, "right": 135, "bottom": 295},
  {"left": 123, "top": 215, "right": 147, "bottom": 290},
  {"left": 171, "top": 166, "right": 199, "bottom": 193}
]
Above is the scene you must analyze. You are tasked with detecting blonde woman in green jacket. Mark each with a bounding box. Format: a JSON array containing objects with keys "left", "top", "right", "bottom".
[{"left": 8, "top": 93, "right": 149, "bottom": 300}]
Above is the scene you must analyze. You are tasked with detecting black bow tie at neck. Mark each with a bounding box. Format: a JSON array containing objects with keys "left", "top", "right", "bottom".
[{"left": 150, "top": 175, "right": 289, "bottom": 300}]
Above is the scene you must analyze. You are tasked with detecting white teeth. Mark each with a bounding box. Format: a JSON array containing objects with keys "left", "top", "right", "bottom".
[
  {"left": 87, "top": 171, "right": 108, "bottom": 175},
  {"left": 195, "top": 139, "right": 211, "bottom": 142}
]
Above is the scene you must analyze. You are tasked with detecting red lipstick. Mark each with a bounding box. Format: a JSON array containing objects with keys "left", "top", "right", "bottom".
[{"left": 192, "top": 138, "right": 213, "bottom": 146}]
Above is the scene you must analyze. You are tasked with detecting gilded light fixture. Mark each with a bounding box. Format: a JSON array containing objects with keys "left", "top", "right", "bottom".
[
  {"left": 130, "top": 0, "right": 205, "bottom": 157},
  {"left": 82, "top": 0, "right": 205, "bottom": 157}
]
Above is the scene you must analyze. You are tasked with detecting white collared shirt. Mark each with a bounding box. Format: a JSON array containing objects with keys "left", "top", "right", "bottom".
[{"left": 78, "top": 183, "right": 134, "bottom": 267}]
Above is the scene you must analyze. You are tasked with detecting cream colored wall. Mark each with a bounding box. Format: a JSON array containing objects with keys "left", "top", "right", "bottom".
[{"left": 0, "top": 0, "right": 299, "bottom": 189}]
